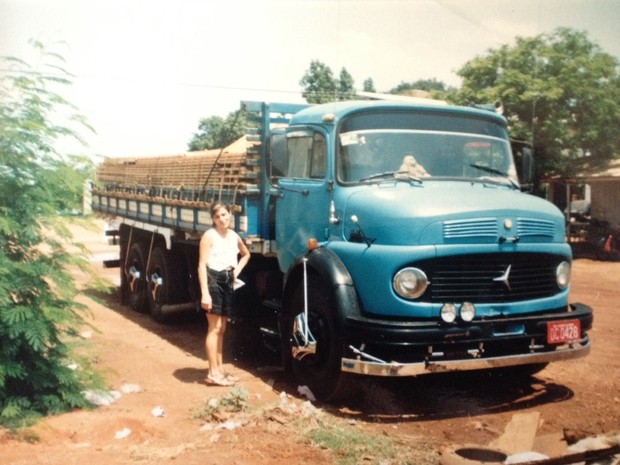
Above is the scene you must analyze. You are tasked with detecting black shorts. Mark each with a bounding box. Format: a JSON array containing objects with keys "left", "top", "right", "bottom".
[{"left": 207, "top": 267, "right": 234, "bottom": 316}]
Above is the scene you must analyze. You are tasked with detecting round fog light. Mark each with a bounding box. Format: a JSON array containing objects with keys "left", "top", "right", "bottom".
[
  {"left": 441, "top": 303, "right": 457, "bottom": 323},
  {"left": 460, "top": 302, "right": 476, "bottom": 322}
]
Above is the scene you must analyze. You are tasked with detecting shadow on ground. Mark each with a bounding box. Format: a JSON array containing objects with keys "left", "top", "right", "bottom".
[{"left": 84, "top": 287, "right": 575, "bottom": 423}]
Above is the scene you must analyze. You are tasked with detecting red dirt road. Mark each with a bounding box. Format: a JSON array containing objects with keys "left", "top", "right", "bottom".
[{"left": 1, "top": 221, "right": 618, "bottom": 464}]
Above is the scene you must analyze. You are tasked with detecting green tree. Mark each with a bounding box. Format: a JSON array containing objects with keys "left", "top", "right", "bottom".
[
  {"left": 300, "top": 61, "right": 361, "bottom": 103},
  {"left": 453, "top": 28, "right": 620, "bottom": 181},
  {"left": 187, "top": 109, "right": 247, "bottom": 151},
  {"left": 362, "top": 78, "right": 376, "bottom": 92},
  {"left": 390, "top": 78, "right": 448, "bottom": 95},
  {"left": 336, "top": 67, "right": 356, "bottom": 101},
  {"left": 0, "top": 42, "right": 101, "bottom": 427},
  {"left": 299, "top": 60, "right": 337, "bottom": 104}
]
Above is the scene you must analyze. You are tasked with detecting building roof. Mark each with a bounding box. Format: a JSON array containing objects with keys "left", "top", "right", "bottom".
[{"left": 577, "top": 158, "right": 620, "bottom": 182}]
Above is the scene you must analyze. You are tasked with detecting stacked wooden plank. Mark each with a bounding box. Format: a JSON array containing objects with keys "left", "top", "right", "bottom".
[{"left": 95, "top": 136, "right": 261, "bottom": 203}]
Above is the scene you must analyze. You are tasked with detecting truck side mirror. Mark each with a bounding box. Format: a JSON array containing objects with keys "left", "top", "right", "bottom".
[
  {"left": 511, "top": 139, "right": 534, "bottom": 192},
  {"left": 520, "top": 147, "right": 534, "bottom": 191}
]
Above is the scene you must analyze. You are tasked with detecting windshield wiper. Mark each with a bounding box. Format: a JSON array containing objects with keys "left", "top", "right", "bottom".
[
  {"left": 469, "top": 164, "right": 508, "bottom": 177},
  {"left": 359, "top": 170, "right": 422, "bottom": 184},
  {"left": 468, "top": 164, "right": 519, "bottom": 188}
]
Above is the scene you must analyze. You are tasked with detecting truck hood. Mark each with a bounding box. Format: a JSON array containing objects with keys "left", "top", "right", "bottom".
[{"left": 341, "top": 181, "right": 565, "bottom": 245}]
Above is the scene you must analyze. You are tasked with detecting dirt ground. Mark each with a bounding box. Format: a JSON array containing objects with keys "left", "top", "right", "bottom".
[{"left": 1, "top": 220, "right": 619, "bottom": 465}]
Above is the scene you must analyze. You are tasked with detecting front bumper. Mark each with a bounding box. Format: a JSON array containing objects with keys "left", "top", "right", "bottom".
[{"left": 341, "top": 302, "right": 592, "bottom": 377}]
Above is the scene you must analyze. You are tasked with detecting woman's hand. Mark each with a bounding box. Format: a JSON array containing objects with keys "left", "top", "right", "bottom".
[{"left": 201, "top": 295, "right": 212, "bottom": 312}]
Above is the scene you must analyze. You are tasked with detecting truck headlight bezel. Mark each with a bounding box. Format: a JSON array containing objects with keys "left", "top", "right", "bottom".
[
  {"left": 393, "top": 267, "right": 428, "bottom": 299},
  {"left": 556, "top": 261, "right": 571, "bottom": 289}
]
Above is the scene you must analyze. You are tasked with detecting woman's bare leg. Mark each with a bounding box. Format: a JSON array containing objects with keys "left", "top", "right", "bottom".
[
  {"left": 206, "top": 313, "right": 224, "bottom": 377},
  {"left": 216, "top": 317, "right": 227, "bottom": 374}
]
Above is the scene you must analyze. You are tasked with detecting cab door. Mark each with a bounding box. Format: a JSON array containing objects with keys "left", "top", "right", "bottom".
[{"left": 275, "top": 128, "right": 330, "bottom": 271}]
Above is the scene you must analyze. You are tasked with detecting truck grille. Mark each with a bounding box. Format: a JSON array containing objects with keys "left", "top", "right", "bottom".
[{"left": 418, "top": 253, "right": 561, "bottom": 303}]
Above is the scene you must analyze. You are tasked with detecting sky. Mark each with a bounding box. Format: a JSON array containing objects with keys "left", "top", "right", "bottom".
[{"left": 1, "top": 0, "right": 619, "bottom": 158}]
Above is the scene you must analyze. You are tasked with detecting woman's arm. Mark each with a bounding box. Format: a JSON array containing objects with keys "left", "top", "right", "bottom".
[
  {"left": 198, "top": 232, "right": 212, "bottom": 310},
  {"left": 234, "top": 234, "right": 250, "bottom": 278}
]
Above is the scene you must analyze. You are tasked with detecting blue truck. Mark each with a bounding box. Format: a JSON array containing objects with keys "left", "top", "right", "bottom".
[{"left": 92, "top": 99, "right": 592, "bottom": 401}]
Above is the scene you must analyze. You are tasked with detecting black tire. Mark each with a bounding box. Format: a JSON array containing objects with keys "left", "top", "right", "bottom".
[
  {"left": 124, "top": 243, "right": 148, "bottom": 313},
  {"left": 286, "top": 277, "right": 351, "bottom": 402},
  {"left": 146, "top": 246, "right": 175, "bottom": 322}
]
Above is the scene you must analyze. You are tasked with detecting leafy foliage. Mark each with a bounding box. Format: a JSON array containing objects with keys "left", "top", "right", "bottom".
[
  {"left": 389, "top": 78, "right": 449, "bottom": 96},
  {"left": 187, "top": 109, "right": 247, "bottom": 151},
  {"left": 299, "top": 60, "right": 337, "bottom": 104},
  {"left": 0, "top": 41, "right": 100, "bottom": 428},
  {"left": 336, "top": 67, "right": 356, "bottom": 101},
  {"left": 299, "top": 60, "right": 358, "bottom": 103},
  {"left": 452, "top": 28, "right": 620, "bottom": 182},
  {"left": 362, "top": 77, "right": 376, "bottom": 92}
]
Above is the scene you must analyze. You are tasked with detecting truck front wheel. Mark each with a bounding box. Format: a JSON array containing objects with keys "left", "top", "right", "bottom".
[{"left": 287, "top": 278, "right": 351, "bottom": 402}]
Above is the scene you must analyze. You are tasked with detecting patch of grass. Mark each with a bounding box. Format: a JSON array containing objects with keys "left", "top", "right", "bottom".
[
  {"left": 16, "top": 429, "right": 40, "bottom": 444},
  {"left": 191, "top": 391, "right": 437, "bottom": 464},
  {"left": 194, "top": 386, "right": 249, "bottom": 420},
  {"left": 304, "top": 420, "right": 437, "bottom": 465},
  {"left": 307, "top": 422, "right": 395, "bottom": 465}
]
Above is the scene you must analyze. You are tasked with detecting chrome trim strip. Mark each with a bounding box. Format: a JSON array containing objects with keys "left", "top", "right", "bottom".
[{"left": 341, "top": 340, "right": 590, "bottom": 377}]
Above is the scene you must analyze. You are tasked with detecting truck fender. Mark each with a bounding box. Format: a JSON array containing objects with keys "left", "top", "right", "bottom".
[{"left": 281, "top": 246, "right": 360, "bottom": 330}]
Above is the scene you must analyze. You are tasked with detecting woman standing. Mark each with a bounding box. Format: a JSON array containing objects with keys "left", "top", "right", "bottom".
[{"left": 198, "top": 203, "right": 250, "bottom": 386}]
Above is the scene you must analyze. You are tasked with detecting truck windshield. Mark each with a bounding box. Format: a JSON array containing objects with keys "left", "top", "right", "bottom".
[{"left": 337, "top": 111, "right": 518, "bottom": 186}]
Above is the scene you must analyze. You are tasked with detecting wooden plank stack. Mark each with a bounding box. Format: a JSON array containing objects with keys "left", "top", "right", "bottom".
[{"left": 94, "top": 136, "right": 261, "bottom": 204}]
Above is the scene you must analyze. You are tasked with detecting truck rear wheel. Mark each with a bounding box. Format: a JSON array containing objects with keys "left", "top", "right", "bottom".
[
  {"left": 287, "top": 278, "right": 351, "bottom": 402},
  {"left": 124, "top": 243, "right": 148, "bottom": 313},
  {"left": 147, "top": 246, "right": 174, "bottom": 322}
]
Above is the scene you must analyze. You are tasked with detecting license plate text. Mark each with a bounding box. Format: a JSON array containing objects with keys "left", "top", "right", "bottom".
[{"left": 547, "top": 320, "right": 581, "bottom": 344}]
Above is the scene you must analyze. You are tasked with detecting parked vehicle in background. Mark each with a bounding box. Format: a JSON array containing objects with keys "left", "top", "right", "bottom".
[{"left": 595, "top": 224, "right": 620, "bottom": 261}]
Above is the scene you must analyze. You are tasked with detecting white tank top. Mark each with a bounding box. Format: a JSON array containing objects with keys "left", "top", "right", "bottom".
[{"left": 205, "top": 228, "right": 239, "bottom": 271}]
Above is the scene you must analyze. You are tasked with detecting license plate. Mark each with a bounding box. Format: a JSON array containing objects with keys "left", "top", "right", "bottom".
[{"left": 547, "top": 320, "right": 581, "bottom": 344}]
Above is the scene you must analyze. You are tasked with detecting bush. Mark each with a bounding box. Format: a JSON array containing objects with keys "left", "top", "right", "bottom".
[{"left": 0, "top": 41, "right": 99, "bottom": 428}]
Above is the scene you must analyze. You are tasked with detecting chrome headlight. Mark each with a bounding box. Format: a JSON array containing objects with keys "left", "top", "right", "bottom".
[
  {"left": 393, "top": 267, "right": 428, "bottom": 299},
  {"left": 556, "top": 261, "right": 571, "bottom": 289}
]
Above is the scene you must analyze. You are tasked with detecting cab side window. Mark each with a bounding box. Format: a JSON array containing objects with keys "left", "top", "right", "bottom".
[{"left": 287, "top": 131, "right": 326, "bottom": 179}]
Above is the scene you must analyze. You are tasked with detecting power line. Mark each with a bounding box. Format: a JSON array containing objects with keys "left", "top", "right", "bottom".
[
  {"left": 433, "top": 0, "right": 514, "bottom": 42},
  {"left": 0, "top": 67, "right": 303, "bottom": 96}
]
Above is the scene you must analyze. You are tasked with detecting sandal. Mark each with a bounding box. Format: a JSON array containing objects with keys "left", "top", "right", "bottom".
[{"left": 206, "top": 374, "right": 234, "bottom": 387}]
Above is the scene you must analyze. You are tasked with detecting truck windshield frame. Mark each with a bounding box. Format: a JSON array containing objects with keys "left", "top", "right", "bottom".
[{"left": 337, "top": 110, "right": 518, "bottom": 186}]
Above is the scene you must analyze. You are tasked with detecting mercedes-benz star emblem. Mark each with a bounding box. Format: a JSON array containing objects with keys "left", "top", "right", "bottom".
[{"left": 493, "top": 264, "right": 512, "bottom": 290}]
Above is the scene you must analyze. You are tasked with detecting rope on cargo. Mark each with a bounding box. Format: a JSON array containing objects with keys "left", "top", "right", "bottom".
[
  {"left": 201, "top": 108, "right": 244, "bottom": 204},
  {"left": 144, "top": 231, "right": 156, "bottom": 277}
]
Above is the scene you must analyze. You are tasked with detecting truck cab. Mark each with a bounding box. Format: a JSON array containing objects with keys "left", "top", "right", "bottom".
[{"left": 273, "top": 100, "right": 592, "bottom": 400}]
